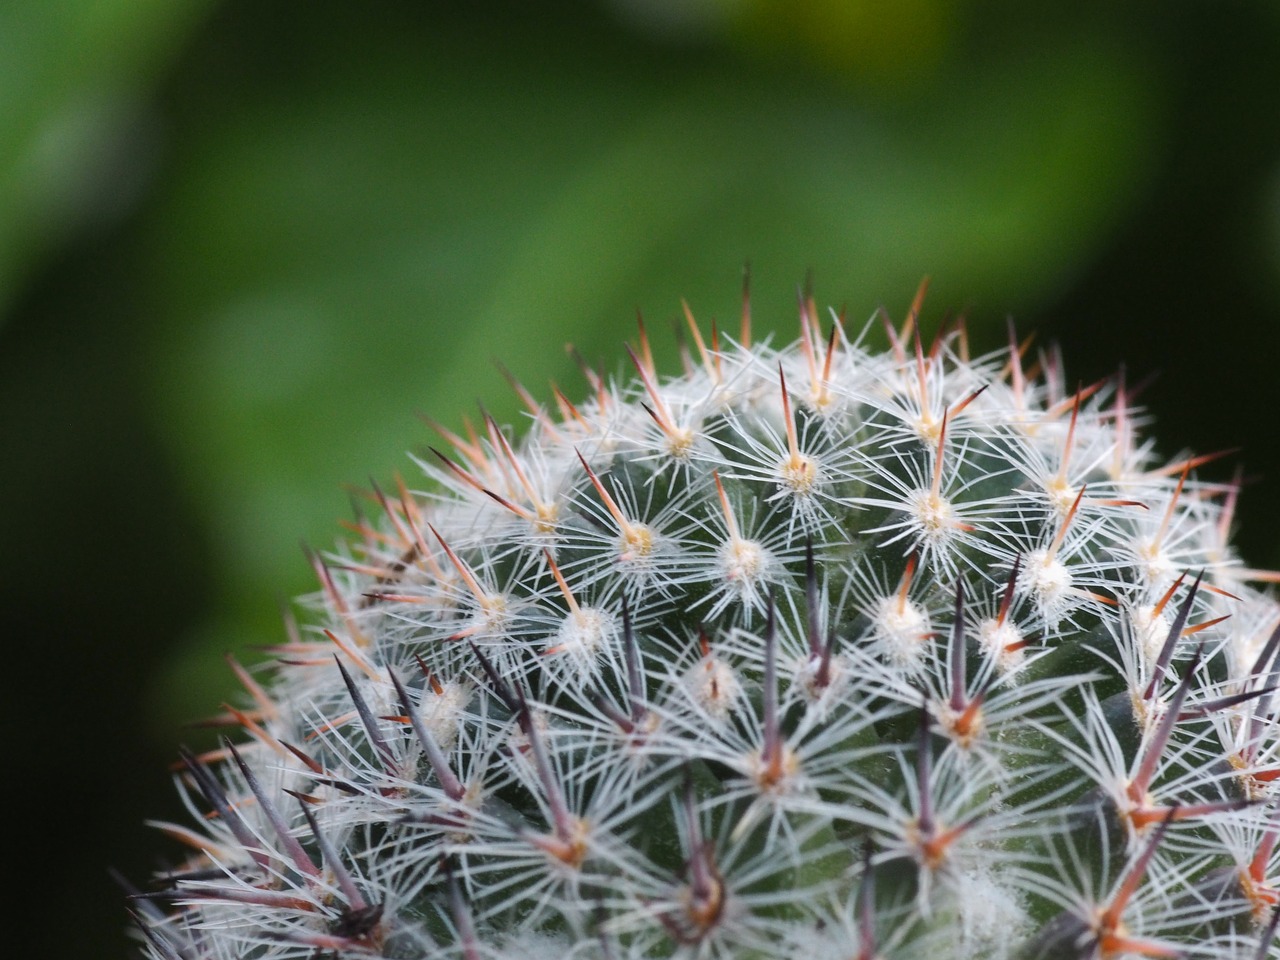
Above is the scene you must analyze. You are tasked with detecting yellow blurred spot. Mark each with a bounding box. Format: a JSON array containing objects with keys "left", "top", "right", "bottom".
[{"left": 731, "top": 0, "right": 956, "bottom": 90}]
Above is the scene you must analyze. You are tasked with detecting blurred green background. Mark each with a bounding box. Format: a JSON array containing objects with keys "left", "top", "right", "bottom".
[{"left": 3, "top": 1, "right": 1279, "bottom": 957}]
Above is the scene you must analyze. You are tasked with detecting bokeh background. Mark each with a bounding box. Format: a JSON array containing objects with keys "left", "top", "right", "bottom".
[{"left": 4, "top": 1, "right": 1280, "bottom": 957}]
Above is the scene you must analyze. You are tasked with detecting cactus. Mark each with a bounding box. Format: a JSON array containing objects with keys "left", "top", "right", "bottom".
[{"left": 130, "top": 282, "right": 1280, "bottom": 960}]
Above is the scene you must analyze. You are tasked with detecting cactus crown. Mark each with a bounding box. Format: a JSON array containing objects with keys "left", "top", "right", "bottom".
[{"left": 131, "top": 284, "right": 1280, "bottom": 959}]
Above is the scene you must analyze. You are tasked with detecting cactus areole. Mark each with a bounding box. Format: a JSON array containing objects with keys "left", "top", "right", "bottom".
[{"left": 130, "top": 283, "right": 1280, "bottom": 959}]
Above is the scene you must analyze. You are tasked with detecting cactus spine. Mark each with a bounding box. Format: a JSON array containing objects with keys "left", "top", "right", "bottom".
[{"left": 131, "top": 285, "right": 1280, "bottom": 959}]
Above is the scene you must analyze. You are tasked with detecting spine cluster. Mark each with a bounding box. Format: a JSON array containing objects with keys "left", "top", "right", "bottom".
[{"left": 131, "top": 286, "right": 1280, "bottom": 959}]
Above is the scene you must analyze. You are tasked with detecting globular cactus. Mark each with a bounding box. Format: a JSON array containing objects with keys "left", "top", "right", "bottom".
[{"left": 130, "top": 282, "right": 1280, "bottom": 960}]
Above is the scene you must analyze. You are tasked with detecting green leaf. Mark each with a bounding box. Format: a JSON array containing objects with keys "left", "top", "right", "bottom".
[{"left": 0, "top": 0, "right": 212, "bottom": 313}]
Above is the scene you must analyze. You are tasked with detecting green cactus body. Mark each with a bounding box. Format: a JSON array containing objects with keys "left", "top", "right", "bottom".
[{"left": 132, "top": 289, "right": 1280, "bottom": 959}]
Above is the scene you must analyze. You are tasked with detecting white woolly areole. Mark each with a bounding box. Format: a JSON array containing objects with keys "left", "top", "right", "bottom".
[
  {"left": 717, "top": 536, "right": 773, "bottom": 593},
  {"left": 549, "top": 606, "right": 617, "bottom": 666},
  {"left": 775, "top": 453, "right": 820, "bottom": 498},
  {"left": 872, "top": 593, "right": 931, "bottom": 668},
  {"left": 1134, "top": 536, "right": 1177, "bottom": 587},
  {"left": 682, "top": 655, "right": 743, "bottom": 721},
  {"left": 977, "top": 618, "right": 1026, "bottom": 674},
  {"left": 794, "top": 652, "right": 849, "bottom": 705},
  {"left": 418, "top": 680, "right": 470, "bottom": 750},
  {"left": 617, "top": 522, "right": 656, "bottom": 564},
  {"left": 1130, "top": 603, "right": 1174, "bottom": 666},
  {"left": 1043, "top": 475, "right": 1078, "bottom": 517},
  {"left": 907, "top": 488, "right": 959, "bottom": 544},
  {"left": 1019, "top": 549, "right": 1072, "bottom": 621}
]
